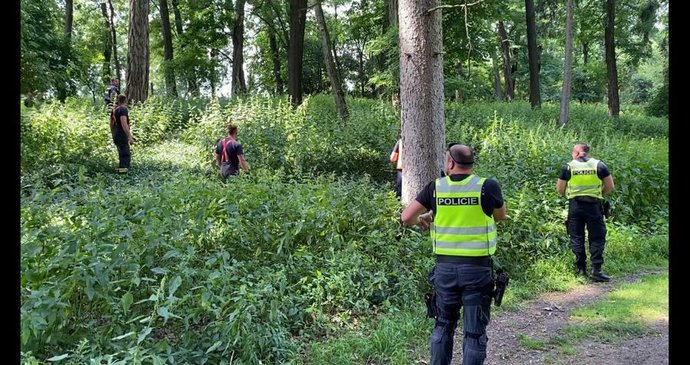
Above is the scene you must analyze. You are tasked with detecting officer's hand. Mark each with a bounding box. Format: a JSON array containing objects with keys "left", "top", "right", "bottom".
[{"left": 418, "top": 210, "right": 434, "bottom": 229}]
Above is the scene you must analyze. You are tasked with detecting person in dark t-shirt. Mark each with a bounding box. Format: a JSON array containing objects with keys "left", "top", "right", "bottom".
[
  {"left": 214, "top": 122, "right": 250, "bottom": 181},
  {"left": 110, "top": 94, "right": 134, "bottom": 173}
]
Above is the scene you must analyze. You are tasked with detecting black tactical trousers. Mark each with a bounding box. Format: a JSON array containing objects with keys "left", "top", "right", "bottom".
[
  {"left": 567, "top": 199, "right": 606, "bottom": 270},
  {"left": 113, "top": 135, "right": 131, "bottom": 168},
  {"left": 430, "top": 262, "right": 493, "bottom": 365}
]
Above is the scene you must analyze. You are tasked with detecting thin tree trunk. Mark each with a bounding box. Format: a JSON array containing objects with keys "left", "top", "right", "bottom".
[
  {"left": 525, "top": 0, "right": 541, "bottom": 108},
  {"left": 65, "top": 0, "right": 73, "bottom": 39},
  {"left": 127, "top": 0, "right": 150, "bottom": 103},
  {"left": 100, "top": 3, "right": 112, "bottom": 82},
  {"left": 389, "top": 0, "right": 398, "bottom": 27},
  {"left": 108, "top": 0, "right": 121, "bottom": 81},
  {"left": 492, "top": 54, "right": 504, "bottom": 101},
  {"left": 582, "top": 41, "right": 589, "bottom": 64},
  {"left": 171, "top": 0, "right": 197, "bottom": 96},
  {"left": 159, "top": 0, "right": 177, "bottom": 97},
  {"left": 171, "top": 0, "right": 184, "bottom": 34},
  {"left": 288, "top": 0, "right": 307, "bottom": 107},
  {"left": 399, "top": 0, "right": 445, "bottom": 204},
  {"left": 558, "top": 0, "right": 574, "bottom": 127},
  {"left": 605, "top": 0, "right": 620, "bottom": 117},
  {"left": 497, "top": 21, "right": 514, "bottom": 102},
  {"left": 268, "top": 27, "right": 284, "bottom": 94},
  {"left": 314, "top": 0, "right": 349, "bottom": 122},
  {"left": 358, "top": 45, "right": 365, "bottom": 96},
  {"left": 232, "top": 0, "right": 247, "bottom": 96}
]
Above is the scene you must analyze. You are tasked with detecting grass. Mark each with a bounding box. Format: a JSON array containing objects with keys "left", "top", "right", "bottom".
[{"left": 563, "top": 271, "right": 668, "bottom": 342}]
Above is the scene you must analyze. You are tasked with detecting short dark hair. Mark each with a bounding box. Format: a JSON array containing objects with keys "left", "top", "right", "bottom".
[
  {"left": 575, "top": 142, "right": 590, "bottom": 154},
  {"left": 448, "top": 143, "right": 474, "bottom": 165},
  {"left": 226, "top": 123, "right": 238, "bottom": 136},
  {"left": 117, "top": 94, "right": 127, "bottom": 104}
]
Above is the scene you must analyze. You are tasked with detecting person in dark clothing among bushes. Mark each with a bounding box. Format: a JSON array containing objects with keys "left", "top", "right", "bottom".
[
  {"left": 110, "top": 94, "right": 134, "bottom": 173},
  {"left": 214, "top": 122, "right": 250, "bottom": 181}
]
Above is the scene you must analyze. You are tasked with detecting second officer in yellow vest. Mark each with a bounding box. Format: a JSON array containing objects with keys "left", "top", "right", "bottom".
[
  {"left": 401, "top": 143, "right": 507, "bottom": 365},
  {"left": 557, "top": 143, "right": 615, "bottom": 282}
]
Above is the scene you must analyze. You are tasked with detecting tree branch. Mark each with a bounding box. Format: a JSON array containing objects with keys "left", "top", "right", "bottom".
[{"left": 426, "top": 0, "right": 484, "bottom": 14}]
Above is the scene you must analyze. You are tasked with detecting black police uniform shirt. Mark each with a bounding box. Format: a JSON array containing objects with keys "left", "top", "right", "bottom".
[
  {"left": 558, "top": 157, "right": 610, "bottom": 203},
  {"left": 415, "top": 174, "right": 505, "bottom": 218}
]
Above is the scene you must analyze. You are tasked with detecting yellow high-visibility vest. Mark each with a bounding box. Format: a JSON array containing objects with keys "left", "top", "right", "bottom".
[
  {"left": 566, "top": 158, "right": 603, "bottom": 200},
  {"left": 431, "top": 175, "right": 496, "bottom": 256}
]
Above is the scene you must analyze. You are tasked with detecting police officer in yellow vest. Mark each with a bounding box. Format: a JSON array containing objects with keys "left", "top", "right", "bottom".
[
  {"left": 402, "top": 143, "right": 507, "bottom": 365},
  {"left": 556, "top": 143, "right": 615, "bottom": 282}
]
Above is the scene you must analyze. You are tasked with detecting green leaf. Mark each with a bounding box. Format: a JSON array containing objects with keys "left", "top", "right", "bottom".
[
  {"left": 169, "top": 275, "right": 182, "bottom": 297},
  {"left": 121, "top": 292, "right": 133, "bottom": 314},
  {"left": 205, "top": 340, "right": 222, "bottom": 354},
  {"left": 47, "top": 354, "right": 70, "bottom": 361},
  {"left": 157, "top": 306, "right": 170, "bottom": 320},
  {"left": 112, "top": 331, "right": 136, "bottom": 341}
]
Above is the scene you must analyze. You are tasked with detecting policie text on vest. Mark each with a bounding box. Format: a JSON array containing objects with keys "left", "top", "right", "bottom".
[{"left": 437, "top": 197, "right": 480, "bottom": 206}]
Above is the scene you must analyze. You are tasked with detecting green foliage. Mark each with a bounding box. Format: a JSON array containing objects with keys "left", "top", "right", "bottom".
[{"left": 21, "top": 97, "right": 668, "bottom": 363}]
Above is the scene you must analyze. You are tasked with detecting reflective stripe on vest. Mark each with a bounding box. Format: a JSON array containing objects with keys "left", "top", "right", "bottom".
[
  {"left": 566, "top": 158, "right": 602, "bottom": 199},
  {"left": 431, "top": 175, "right": 497, "bottom": 256}
]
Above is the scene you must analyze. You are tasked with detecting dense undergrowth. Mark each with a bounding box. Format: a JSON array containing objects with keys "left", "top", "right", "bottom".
[{"left": 20, "top": 95, "right": 668, "bottom": 364}]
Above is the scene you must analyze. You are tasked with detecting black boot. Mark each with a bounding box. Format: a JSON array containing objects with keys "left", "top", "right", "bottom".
[
  {"left": 591, "top": 267, "right": 611, "bottom": 282},
  {"left": 576, "top": 265, "right": 587, "bottom": 277}
]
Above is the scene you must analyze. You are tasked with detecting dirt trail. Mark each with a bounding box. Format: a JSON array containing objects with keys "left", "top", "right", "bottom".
[{"left": 450, "top": 270, "right": 669, "bottom": 365}]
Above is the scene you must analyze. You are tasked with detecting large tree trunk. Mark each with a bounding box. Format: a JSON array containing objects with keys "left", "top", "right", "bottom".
[
  {"left": 232, "top": 0, "right": 247, "bottom": 96},
  {"left": 558, "top": 0, "right": 575, "bottom": 127},
  {"left": 268, "top": 27, "right": 284, "bottom": 95},
  {"left": 127, "top": 0, "right": 150, "bottom": 103},
  {"left": 56, "top": 0, "right": 74, "bottom": 102},
  {"left": 159, "top": 0, "right": 177, "bottom": 97},
  {"left": 314, "top": 0, "right": 349, "bottom": 122},
  {"left": 605, "top": 0, "right": 620, "bottom": 117},
  {"left": 65, "top": 0, "right": 73, "bottom": 39},
  {"left": 399, "top": 0, "right": 445, "bottom": 204},
  {"left": 288, "top": 0, "right": 307, "bottom": 107},
  {"left": 100, "top": 3, "right": 112, "bottom": 82},
  {"left": 525, "top": 0, "right": 541, "bottom": 108},
  {"left": 497, "top": 21, "right": 514, "bottom": 102},
  {"left": 108, "top": 0, "right": 121, "bottom": 81}
]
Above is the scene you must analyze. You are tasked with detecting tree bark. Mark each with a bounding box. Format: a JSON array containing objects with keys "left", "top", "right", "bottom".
[
  {"left": 525, "top": 0, "right": 541, "bottom": 108},
  {"left": 171, "top": 0, "right": 184, "bottom": 34},
  {"left": 127, "top": 0, "right": 150, "bottom": 103},
  {"left": 100, "top": 3, "right": 112, "bottom": 82},
  {"left": 314, "top": 0, "right": 349, "bottom": 122},
  {"left": 492, "top": 54, "right": 504, "bottom": 101},
  {"left": 268, "top": 27, "right": 284, "bottom": 94},
  {"left": 558, "top": 0, "right": 574, "bottom": 127},
  {"left": 288, "top": 0, "right": 307, "bottom": 107},
  {"left": 159, "top": 0, "right": 177, "bottom": 97},
  {"left": 605, "top": 0, "right": 620, "bottom": 117},
  {"left": 497, "top": 21, "right": 514, "bottom": 102},
  {"left": 232, "top": 0, "right": 247, "bottom": 96},
  {"left": 65, "top": 0, "right": 73, "bottom": 40},
  {"left": 389, "top": 0, "right": 399, "bottom": 27},
  {"left": 108, "top": 0, "right": 121, "bottom": 81},
  {"left": 399, "top": 0, "right": 445, "bottom": 204}
]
